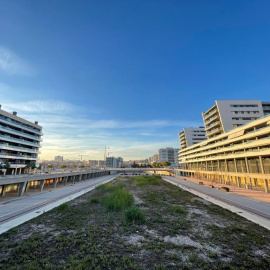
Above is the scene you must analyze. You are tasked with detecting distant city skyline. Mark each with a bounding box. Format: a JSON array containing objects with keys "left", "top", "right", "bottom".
[{"left": 1, "top": 1, "right": 270, "bottom": 160}]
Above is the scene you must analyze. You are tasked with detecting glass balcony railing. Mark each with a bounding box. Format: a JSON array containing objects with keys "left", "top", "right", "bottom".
[
  {"left": 0, "top": 124, "right": 42, "bottom": 141},
  {"left": 0, "top": 115, "right": 42, "bottom": 135},
  {"left": 0, "top": 152, "right": 37, "bottom": 159},
  {"left": 0, "top": 143, "right": 39, "bottom": 153},
  {"left": 0, "top": 134, "right": 40, "bottom": 147}
]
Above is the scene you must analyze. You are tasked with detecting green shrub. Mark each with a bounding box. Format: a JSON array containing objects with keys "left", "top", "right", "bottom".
[
  {"left": 124, "top": 207, "right": 146, "bottom": 224},
  {"left": 103, "top": 189, "right": 134, "bottom": 211},
  {"left": 96, "top": 182, "right": 125, "bottom": 191},
  {"left": 134, "top": 175, "right": 161, "bottom": 186},
  {"left": 89, "top": 197, "right": 100, "bottom": 203},
  {"left": 57, "top": 202, "right": 69, "bottom": 212}
]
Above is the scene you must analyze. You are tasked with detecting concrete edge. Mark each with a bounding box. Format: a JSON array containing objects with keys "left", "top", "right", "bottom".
[
  {"left": 0, "top": 176, "right": 116, "bottom": 235},
  {"left": 163, "top": 177, "right": 270, "bottom": 231}
]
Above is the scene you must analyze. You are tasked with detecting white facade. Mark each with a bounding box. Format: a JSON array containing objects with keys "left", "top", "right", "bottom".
[
  {"left": 202, "top": 100, "right": 267, "bottom": 139},
  {"left": 54, "top": 156, "right": 63, "bottom": 163},
  {"left": 158, "top": 147, "right": 179, "bottom": 167},
  {"left": 179, "top": 126, "right": 206, "bottom": 149},
  {"left": 0, "top": 106, "right": 42, "bottom": 174}
]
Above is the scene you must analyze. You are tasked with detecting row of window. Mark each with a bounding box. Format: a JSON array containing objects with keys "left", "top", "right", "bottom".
[
  {"left": 230, "top": 104, "right": 259, "bottom": 108},
  {"left": 232, "top": 117, "right": 258, "bottom": 121},
  {"left": 231, "top": 111, "right": 260, "bottom": 114}
]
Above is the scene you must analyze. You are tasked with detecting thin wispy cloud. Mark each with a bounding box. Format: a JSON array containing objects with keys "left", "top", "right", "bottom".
[
  {"left": 4, "top": 100, "right": 75, "bottom": 114},
  {"left": 0, "top": 47, "right": 34, "bottom": 76},
  {"left": 1, "top": 98, "right": 201, "bottom": 160}
]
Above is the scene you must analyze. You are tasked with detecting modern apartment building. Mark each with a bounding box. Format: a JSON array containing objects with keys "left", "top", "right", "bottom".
[
  {"left": 158, "top": 147, "right": 179, "bottom": 167},
  {"left": 0, "top": 106, "right": 42, "bottom": 174},
  {"left": 177, "top": 115, "right": 270, "bottom": 193},
  {"left": 202, "top": 100, "right": 268, "bottom": 139},
  {"left": 179, "top": 127, "right": 206, "bottom": 149},
  {"left": 106, "top": 156, "right": 123, "bottom": 168}
]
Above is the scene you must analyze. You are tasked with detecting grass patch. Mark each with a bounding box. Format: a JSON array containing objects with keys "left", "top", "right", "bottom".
[
  {"left": 103, "top": 189, "right": 134, "bottom": 211},
  {"left": 57, "top": 202, "right": 69, "bottom": 212},
  {"left": 89, "top": 197, "right": 100, "bottom": 203},
  {"left": 96, "top": 182, "right": 125, "bottom": 191},
  {"left": 169, "top": 205, "right": 188, "bottom": 215},
  {"left": 124, "top": 207, "right": 146, "bottom": 225},
  {"left": 134, "top": 175, "right": 161, "bottom": 186}
]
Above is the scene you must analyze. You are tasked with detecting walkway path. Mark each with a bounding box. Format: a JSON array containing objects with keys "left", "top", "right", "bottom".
[
  {"left": 163, "top": 176, "right": 270, "bottom": 230},
  {"left": 0, "top": 174, "right": 117, "bottom": 234}
]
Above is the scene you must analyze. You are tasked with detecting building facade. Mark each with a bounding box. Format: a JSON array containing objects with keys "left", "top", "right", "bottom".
[
  {"left": 158, "top": 147, "right": 179, "bottom": 167},
  {"left": 106, "top": 156, "right": 123, "bottom": 168},
  {"left": 0, "top": 106, "right": 42, "bottom": 174},
  {"left": 202, "top": 100, "right": 268, "bottom": 139},
  {"left": 55, "top": 156, "right": 63, "bottom": 163},
  {"left": 177, "top": 115, "right": 270, "bottom": 193},
  {"left": 179, "top": 127, "right": 206, "bottom": 149}
]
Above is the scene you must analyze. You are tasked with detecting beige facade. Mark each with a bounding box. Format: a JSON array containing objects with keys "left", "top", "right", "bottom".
[{"left": 176, "top": 115, "right": 270, "bottom": 193}]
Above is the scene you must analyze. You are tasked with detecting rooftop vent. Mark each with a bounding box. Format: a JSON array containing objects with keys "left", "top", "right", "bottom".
[
  {"left": 13, "top": 111, "right": 17, "bottom": 116},
  {"left": 35, "top": 121, "right": 38, "bottom": 125}
]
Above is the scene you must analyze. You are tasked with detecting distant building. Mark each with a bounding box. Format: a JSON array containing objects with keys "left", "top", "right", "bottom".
[
  {"left": 179, "top": 127, "right": 206, "bottom": 149},
  {"left": 54, "top": 156, "right": 64, "bottom": 163},
  {"left": 150, "top": 154, "right": 159, "bottom": 164},
  {"left": 98, "top": 160, "right": 106, "bottom": 167},
  {"left": 0, "top": 105, "right": 42, "bottom": 175},
  {"left": 158, "top": 147, "right": 179, "bottom": 167},
  {"left": 87, "top": 160, "right": 99, "bottom": 167},
  {"left": 106, "top": 156, "right": 123, "bottom": 168},
  {"left": 202, "top": 100, "right": 269, "bottom": 139}
]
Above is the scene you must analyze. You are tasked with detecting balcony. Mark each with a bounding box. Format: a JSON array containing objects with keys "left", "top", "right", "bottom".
[
  {"left": 0, "top": 143, "right": 39, "bottom": 154},
  {"left": 0, "top": 152, "right": 38, "bottom": 160},
  {"left": 207, "top": 127, "right": 222, "bottom": 136},
  {"left": 205, "top": 114, "right": 219, "bottom": 124},
  {"left": 0, "top": 125, "right": 42, "bottom": 141},
  {"left": 203, "top": 109, "right": 217, "bottom": 120},
  {"left": 0, "top": 134, "right": 41, "bottom": 147},
  {"left": 0, "top": 115, "right": 42, "bottom": 135},
  {"left": 205, "top": 121, "right": 220, "bottom": 131}
]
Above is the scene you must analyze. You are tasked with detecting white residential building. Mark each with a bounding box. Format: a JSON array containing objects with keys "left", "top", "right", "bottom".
[
  {"left": 179, "top": 127, "right": 206, "bottom": 149},
  {"left": 158, "top": 147, "right": 179, "bottom": 167},
  {"left": 0, "top": 106, "right": 42, "bottom": 175},
  {"left": 202, "top": 100, "right": 269, "bottom": 139},
  {"left": 55, "top": 156, "right": 64, "bottom": 163}
]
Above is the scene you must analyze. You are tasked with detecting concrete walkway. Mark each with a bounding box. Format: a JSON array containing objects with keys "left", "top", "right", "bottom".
[
  {"left": 163, "top": 176, "right": 270, "bottom": 230},
  {"left": 0, "top": 174, "right": 117, "bottom": 234}
]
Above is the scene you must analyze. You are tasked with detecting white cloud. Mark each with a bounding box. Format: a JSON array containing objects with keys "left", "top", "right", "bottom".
[{"left": 0, "top": 47, "right": 34, "bottom": 76}]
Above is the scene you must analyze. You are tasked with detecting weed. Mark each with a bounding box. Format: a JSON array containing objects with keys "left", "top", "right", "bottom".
[
  {"left": 89, "top": 197, "right": 100, "bottom": 203},
  {"left": 134, "top": 175, "right": 161, "bottom": 186},
  {"left": 96, "top": 182, "right": 125, "bottom": 191},
  {"left": 169, "top": 205, "right": 188, "bottom": 215},
  {"left": 103, "top": 189, "right": 134, "bottom": 211},
  {"left": 57, "top": 202, "right": 69, "bottom": 212},
  {"left": 124, "top": 207, "right": 146, "bottom": 224}
]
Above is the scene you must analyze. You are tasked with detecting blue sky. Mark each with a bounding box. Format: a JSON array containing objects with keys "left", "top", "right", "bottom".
[{"left": 1, "top": 0, "right": 270, "bottom": 160}]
